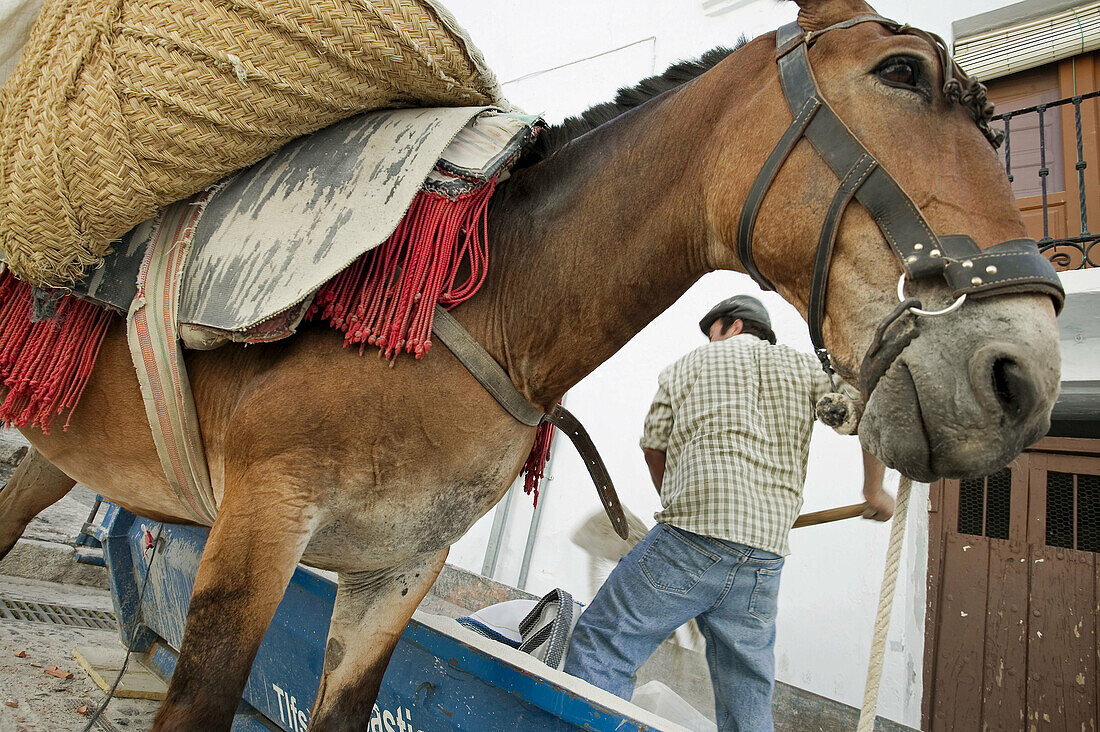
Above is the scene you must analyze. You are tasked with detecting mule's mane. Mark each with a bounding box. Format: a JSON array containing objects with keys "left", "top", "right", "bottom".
[
  {"left": 522, "top": 21, "right": 1003, "bottom": 160},
  {"left": 524, "top": 39, "right": 747, "bottom": 163}
]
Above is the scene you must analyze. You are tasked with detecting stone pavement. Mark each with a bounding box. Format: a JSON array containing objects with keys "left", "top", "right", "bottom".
[{"left": 0, "top": 577, "right": 159, "bottom": 732}]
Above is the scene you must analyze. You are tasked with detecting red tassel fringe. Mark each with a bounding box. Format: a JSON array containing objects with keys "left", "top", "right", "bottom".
[
  {"left": 309, "top": 178, "right": 554, "bottom": 504},
  {"left": 521, "top": 420, "right": 556, "bottom": 507},
  {"left": 0, "top": 270, "right": 114, "bottom": 433},
  {"left": 0, "top": 178, "right": 550, "bottom": 494},
  {"left": 308, "top": 180, "right": 497, "bottom": 360}
]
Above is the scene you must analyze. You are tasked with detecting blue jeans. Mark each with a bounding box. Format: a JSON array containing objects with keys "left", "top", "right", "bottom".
[{"left": 564, "top": 523, "right": 784, "bottom": 732}]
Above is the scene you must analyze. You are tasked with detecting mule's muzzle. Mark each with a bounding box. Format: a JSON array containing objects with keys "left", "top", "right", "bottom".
[
  {"left": 859, "top": 361, "right": 936, "bottom": 482},
  {"left": 860, "top": 311, "right": 1059, "bottom": 483}
]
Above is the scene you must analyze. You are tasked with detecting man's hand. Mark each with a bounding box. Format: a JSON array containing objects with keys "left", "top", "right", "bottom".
[
  {"left": 861, "top": 450, "right": 894, "bottom": 522},
  {"left": 643, "top": 448, "right": 666, "bottom": 494},
  {"left": 862, "top": 489, "right": 895, "bottom": 522}
]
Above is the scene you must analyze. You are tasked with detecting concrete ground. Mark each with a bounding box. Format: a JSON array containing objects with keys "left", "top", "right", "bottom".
[
  {"left": 0, "top": 577, "right": 159, "bottom": 732},
  {"left": 0, "top": 430, "right": 157, "bottom": 731},
  {"left": 0, "top": 429, "right": 108, "bottom": 590}
]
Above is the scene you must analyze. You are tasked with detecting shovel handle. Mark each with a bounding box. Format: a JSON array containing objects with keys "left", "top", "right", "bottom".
[{"left": 792, "top": 502, "right": 868, "bottom": 529}]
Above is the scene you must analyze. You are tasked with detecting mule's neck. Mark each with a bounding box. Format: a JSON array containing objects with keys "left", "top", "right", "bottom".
[{"left": 466, "top": 87, "right": 717, "bottom": 409}]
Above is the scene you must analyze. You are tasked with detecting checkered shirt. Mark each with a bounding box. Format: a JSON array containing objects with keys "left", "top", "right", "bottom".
[{"left": 641, "top": 334, "right": 834, "bottom": 556}]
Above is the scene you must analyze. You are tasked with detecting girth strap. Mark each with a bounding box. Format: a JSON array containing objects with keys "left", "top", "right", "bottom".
[
  {"left": 542, "top": 406, "right": 627, "bottom": 542},
  {"left": 431, "top": 307, "right": 543, "bottom": 427},
  {"left": 431, "top": 307, "right": 629, "bottom": 539},
  {"left": 126, "top": 195, "right": 219, "bottom": 525}
]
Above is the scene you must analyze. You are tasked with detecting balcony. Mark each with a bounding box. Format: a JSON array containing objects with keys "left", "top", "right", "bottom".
[{"left": 991, "top": 89, "right": 1100, "bottom": 270}]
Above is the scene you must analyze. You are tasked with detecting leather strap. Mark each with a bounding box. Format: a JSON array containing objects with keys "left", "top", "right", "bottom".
[
  {"left": 543, "top": 405, "right": 628, "bottom": 540},
  {"left": 431, "top": 307, "right": 543, "bottom": 426},
  {"left": 776, "top": 14, "right": 900, "bottom": 58},
  {"left": 803, "top": 14, "right": 902, "bottom": 47},
  {"left": 126, "top": 195, "right": 219, "bottom": 525},
  {"left": 431, "top": 307, "right": 629, "bottom": 539},
  {"left": 776, "top": 23, "right": 943, "bottom": 280},
  {"left": 773, "top": 19, "right": 1064, "bottom": 307},
  {"left": 736, "top": 96, "right": 821, "bottom": 291},
  {"left": 737, "top": 16, "right": 1065, "bottom": 388},
  {"left": 808, "top": 153, "right": 877, "bottom": 365},
  {"left": 939, "top": 236, "right": 1066, "bottom": 303}
]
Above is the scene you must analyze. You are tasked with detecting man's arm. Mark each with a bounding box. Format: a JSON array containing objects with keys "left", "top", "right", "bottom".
[
  {"left": 861, "top": 450, "right": 894, "bottom": 521},
  {"left": 640, "top": 377, "right": 673, "bottom": 496},
  {"left": 643, "top": 448, "right": 666, "bottom": 494}
]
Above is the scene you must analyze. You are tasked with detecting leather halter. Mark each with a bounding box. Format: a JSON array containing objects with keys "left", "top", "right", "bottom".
[{"left": 737, "top": 16, "right": 1065, "bottom": 389}]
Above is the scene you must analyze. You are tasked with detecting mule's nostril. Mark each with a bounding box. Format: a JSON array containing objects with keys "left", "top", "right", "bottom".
[
  {"left": 991, "top": 357, "right": 1033, "bottom": 418},
  {"left": 969, "top": 342, "right": 1047, "bottom": 426}
]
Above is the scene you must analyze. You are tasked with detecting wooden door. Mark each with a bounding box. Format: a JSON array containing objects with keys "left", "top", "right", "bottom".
[{"left": 925, "top": 449, "right": 1100, "bottom": 730}]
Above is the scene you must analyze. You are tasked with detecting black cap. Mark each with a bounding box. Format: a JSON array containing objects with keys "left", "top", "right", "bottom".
[{"left": 698, "top": 295, "right": 772, "bottom": 335}]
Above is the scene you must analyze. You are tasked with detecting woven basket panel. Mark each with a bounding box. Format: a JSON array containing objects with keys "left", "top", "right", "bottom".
[{"left": 0, "top": 0, "right": 500, "bottom": 288}]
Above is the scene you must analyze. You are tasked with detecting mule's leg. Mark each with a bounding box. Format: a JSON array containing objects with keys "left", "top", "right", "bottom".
[
  {"left": 0, "top": 447, "right": 76, "bottom": 559},
  {"left": 152, "top": 473, "right": 319, "bottom": 732},
  {"left": 309, "top": 549, "right": 448, "bottom": 731}
]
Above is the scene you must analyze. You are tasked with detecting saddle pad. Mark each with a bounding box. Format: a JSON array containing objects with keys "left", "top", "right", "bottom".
[{"left": 75, "top": 106, "right": 540, "bottom": 333}]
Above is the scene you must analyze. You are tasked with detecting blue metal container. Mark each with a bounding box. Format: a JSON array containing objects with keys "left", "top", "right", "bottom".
[{"left": 99, "top": 504, "right": 677, "bottom": 731}]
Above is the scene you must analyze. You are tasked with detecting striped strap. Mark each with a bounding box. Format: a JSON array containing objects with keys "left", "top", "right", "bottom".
[{"left": 126, "top": 194, "right": 218, "bottom": 525}]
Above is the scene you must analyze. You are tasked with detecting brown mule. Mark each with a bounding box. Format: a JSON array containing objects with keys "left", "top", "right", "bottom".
[{"left": 1, "top": 0, "right": 1062, "bottom": 728}]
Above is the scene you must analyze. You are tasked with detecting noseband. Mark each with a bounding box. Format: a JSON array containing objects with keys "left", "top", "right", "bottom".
[{"left": 737, "top": 16, "right": 1065, "bottom": 403}]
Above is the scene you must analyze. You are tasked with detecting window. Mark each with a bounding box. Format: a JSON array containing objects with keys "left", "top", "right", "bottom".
[
  {"left": 985, "top": 66, "right": 1065, "bottom": 199},
  {"left": 957, "top": 467, "right": 1011, "bottom": 540},
  {"left": 1045, "top": 471, "right": 1100, "bottom": 552}
]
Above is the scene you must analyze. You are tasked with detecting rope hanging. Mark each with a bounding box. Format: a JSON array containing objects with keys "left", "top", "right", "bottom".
[
  {"left": 521, "top": 419, "right": 556, "bottom": 507},
  {"left": 857, "top": 475, "right": 913, "bottom": 732}
]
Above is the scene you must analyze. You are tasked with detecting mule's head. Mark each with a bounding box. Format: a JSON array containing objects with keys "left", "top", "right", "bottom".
[{"left": 698, "top": 0, "right": 1062, "bottom": 481}]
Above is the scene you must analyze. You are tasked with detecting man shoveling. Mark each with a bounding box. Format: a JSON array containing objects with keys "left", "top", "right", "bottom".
[{"left": 564, "top": 295, "right": 894, "bottom": 732}]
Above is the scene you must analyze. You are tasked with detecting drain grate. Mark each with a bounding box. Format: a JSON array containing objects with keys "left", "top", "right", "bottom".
[{"left": 0, "top": 597, "right": 117, "bottom": 630}]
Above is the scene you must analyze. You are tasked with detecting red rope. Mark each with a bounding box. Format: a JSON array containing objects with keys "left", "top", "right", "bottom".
[
  {"left": 310, "top": 180, "right": 498, "bottom": 360},
  {"left": 521, "top": 420, "right": 556, "bottom": 508},
  {"left": 0, "top": 271, "right": 114, "bottom": 433}
]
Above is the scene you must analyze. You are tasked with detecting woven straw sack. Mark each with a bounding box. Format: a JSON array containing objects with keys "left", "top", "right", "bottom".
[{"left": 0, "top": 0, "right": 504, "bottom": 288}]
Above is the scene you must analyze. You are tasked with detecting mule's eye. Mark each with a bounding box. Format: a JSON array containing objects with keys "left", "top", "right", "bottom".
[{"left": 877, "top": 58, "right": 918, "bottom": 88}]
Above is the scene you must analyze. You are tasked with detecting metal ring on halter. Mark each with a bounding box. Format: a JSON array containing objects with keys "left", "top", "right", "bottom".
[{"left": 896, "top": 274, "right": 966, "bottom": 316}]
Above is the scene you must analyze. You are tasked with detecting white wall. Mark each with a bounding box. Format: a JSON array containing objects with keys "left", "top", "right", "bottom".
[
  {"left": 440, "top": 1, "right": 1061, "bottom": 727},
  {"left": 1054, "top": 269, "right": 1100, "bottom": 384}
]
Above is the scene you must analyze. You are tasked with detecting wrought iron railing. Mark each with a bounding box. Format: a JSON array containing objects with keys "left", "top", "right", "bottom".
[{"left": 992, "top": 89, "right": 1100, "bottom": 270}]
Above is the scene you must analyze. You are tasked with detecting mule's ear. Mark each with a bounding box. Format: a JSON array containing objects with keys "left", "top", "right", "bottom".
[{"left": 793, "top": 0, "right": 877, "bottom": 32}]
